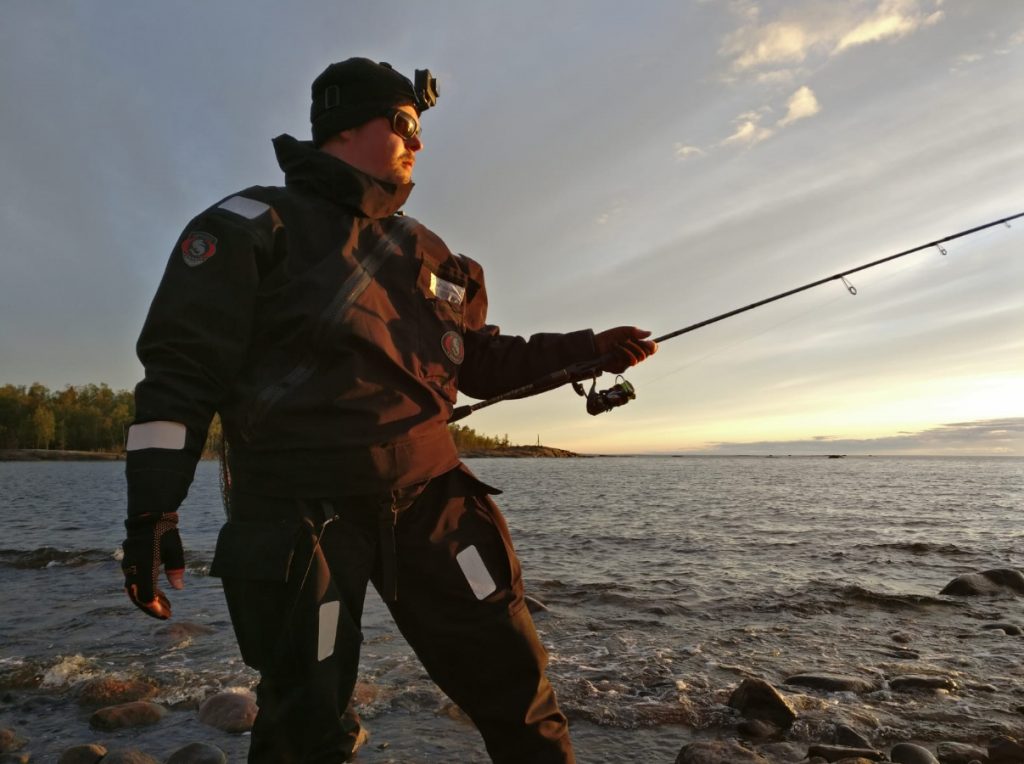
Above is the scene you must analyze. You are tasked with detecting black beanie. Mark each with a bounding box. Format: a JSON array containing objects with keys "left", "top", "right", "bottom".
[{"left": 310, "top": 58, "right": 417, "bottom": 146}]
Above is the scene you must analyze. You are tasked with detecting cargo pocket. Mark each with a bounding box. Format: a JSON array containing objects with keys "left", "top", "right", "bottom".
[{"left": 210, "top": 519, "right": 306, "bottom": 672}]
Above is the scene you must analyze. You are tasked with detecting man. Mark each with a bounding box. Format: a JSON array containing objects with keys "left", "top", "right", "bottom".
[{"left": 121, "top": 58, "right": 656, "bottom": 763}]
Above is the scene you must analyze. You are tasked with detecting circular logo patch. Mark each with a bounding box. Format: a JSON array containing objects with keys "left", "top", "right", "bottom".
[
  {"left": 441, "top": 330, "right": 464, "bottom": 365},
  {"left": 181, "top": 231, "right": 218, "bottom": 267}
]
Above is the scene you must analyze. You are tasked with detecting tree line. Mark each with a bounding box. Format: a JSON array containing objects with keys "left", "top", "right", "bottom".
[{"left": 0, "top": 383, "right": 511, "bottom": 454}]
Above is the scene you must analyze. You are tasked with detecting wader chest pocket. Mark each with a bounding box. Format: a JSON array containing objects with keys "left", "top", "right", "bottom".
[{"left": 209, "top": 521, "right": 302, "bottom": 582}]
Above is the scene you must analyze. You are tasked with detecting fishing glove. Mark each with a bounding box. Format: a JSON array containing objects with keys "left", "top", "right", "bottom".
[
  {"left": 122, "top": 511, "right": 185, "bottom": 620},
  {"left": 594, "top": 326, "right": 657, "bottom": 374}
]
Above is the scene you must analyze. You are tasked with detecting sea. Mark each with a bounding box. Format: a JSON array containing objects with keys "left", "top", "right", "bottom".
[{"left": 0, "top": 456, "right": 1022, "bottom": 763}]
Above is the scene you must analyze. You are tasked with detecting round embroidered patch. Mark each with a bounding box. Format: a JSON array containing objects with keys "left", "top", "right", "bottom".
[
  {"left": 441, "top": 330, "right": 464, "bottom": 365},
  {"left": 181, "top": 231, "right": 218, "bottom": 267}
]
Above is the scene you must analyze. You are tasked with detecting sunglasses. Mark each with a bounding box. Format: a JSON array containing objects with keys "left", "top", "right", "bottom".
[{"left": 387, "top": 109, "right": 421, "bottom": 141}]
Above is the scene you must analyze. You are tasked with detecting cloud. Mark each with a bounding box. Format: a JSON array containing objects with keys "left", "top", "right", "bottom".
[
  {"left": 729, "top": 22, "right": 810, "bottom": 71},
  {"left": 595, "top": 202, "right": 624, "bottom": 225},
  {"left": 777, "top": 85, "right": 821, "bottom": 126},
  {"left": 834, "top": 1, "right": 943, "bottom": 54},
  {"left": 698, "top": 418, "right": 1024, "bottom": 455},
  {"left": 674, "top": 143, "right": 705, "bottom": 161},
  {"left": 722, "top": 109, "right": 774, "bottom": 146}
]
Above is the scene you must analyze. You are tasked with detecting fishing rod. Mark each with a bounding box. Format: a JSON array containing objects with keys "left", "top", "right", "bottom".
[{"left": 449, "top": 210, "right": 1023, "bottom": 423}]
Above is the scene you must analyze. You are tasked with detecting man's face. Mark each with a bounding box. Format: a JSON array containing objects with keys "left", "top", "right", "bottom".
[{"left": 330, "top": 104, "right": 423, "bottom": 185}]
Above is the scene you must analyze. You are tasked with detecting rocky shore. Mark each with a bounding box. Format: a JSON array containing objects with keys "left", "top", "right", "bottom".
[
  {"left": 0, "top": 449, "right": 122, "bottom": 461},
  {"left": 458, "top": 445, "right": 583, "bottom": 458}
]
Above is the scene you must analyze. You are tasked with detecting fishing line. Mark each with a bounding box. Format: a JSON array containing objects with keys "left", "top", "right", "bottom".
[{"left": 449, "top": 210, "right": 1023, "bottom": 422}]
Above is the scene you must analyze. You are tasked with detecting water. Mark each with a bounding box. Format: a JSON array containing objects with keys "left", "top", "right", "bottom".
[{"left": 1, "top": 456, "right": 1022, "bottom": 762}]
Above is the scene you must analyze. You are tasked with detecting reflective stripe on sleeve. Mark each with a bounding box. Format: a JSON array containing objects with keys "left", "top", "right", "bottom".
[
  {"left": 456, "top": 545, "right": 497, "bottom": 600},
  {"left": 126, "top": 421, "right": 188, "bottom": 451},
  {"left": 217, "top": 195, "right": 270, "bottom": 220},
  {"left": 317, "top": 600, "right": 340, "bottom": 661}
]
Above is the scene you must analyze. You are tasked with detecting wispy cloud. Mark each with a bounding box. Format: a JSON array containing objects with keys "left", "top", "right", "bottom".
[
  {"left": 722, "top": 109, "right": 774, "bottom": 146},
  {"left": 777, "top": 85, "right": 821, "bottom": 126},
  {"left": 834, "top": 0, "right": 943, "bottom": 54},
  {"left": 674, "top": 143, "right": 705, "bottom": 161}
]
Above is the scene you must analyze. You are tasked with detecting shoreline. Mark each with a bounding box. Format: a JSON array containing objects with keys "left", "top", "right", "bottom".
[{"left": 0, "top": 449, "right": 123, "bottom": 461}]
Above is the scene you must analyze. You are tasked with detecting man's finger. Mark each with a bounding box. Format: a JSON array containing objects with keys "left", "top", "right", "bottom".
[{"left": 167, "top": 567, "right": 186, "bottom": 590}]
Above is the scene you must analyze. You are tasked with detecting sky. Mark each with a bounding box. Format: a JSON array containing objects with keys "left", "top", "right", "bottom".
[{"left": 1, "top": 0, "right": 1022, "bottom": 455}]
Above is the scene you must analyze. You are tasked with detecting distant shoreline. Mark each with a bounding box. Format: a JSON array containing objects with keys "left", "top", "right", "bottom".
[{"left": 0, "top": 449, "right": 123, "bottom": 461}]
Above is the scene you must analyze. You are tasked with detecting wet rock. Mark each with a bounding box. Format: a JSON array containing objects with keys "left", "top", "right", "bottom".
[
  {"left": 0, "top": 729, "right": 25, "bottom": 753},
  {"left": 57, "top": 744, "right": 107, "bottom": 764},
  {"left": 891, "top": 631, "right": 914, "bottom": 644},
  {"left": 807, "top": 745, "right": 885, "bottom": 761},
  {"left": 785, "top": 673, "right": 878, "bottom": 694},
  {"left": 0, "top": 753, "right": 30, "bottom": 764},
  {"left": 935, "top": 741, "right": 988, "bottom": 764},
  {"left": 988, "top": 735, "right": 1024, "bottom": 763},
  {"left": 980, "top": 623, "right": 1022, "bottom": 636},
  {"left": 524, "top": 595, "right": 548, "bottom": 613},
  {"left": 197, "top": 690, "right": 257, "bottom": 733},
  {"left": 891, "top": 742, "right": 940, "bottom": 763},
  {"left": 737, "top": 719, "right": 779, "bottom": 739},
  {"left": 165, "top": 742, "right": 228, "bottom": 764},
  {"left": 889, "top": 648, "right": 921, "bottom": 659},
  {"left": 833, "top": 759, "right": 876, "bottom": 764},
  {"left": 76, "top": 676, "right": 157, "bottom": 707},
  {"left": 759, "top": 742, "right": 806, "bottom": 762},
  {"left": 675, "top": 739, "right": 769, "bottom": 763},
  {"left": 940, "top": 569, "right": 1024, "bottom": 596},
  {"left": 89, "top": 701, "right": 167, "bottom": 731},
  {"left": 835, "top": 724, "right": 873, "bottom": 748},
  {"left": 890, "top": 675, "right": 957, "bottom": 693},
  {"left": 727, "top": 678, "right": 797, "bottom": 730},
  {"left": 100, "top": 751, "right": 160, "bottom": 764},
  {"left": 966, "top": 682, "right": 998, "bottom": 693}
]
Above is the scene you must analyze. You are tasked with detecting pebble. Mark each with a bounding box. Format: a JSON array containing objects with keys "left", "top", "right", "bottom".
[
  {"left": 940, "top": 568, "right": 1024, "bottom": 596},
  {"left": 727, "top": 678, "right": 797, "bottom": 730},
  {"left": 935, "top": 741, "right": 988, "bottom": 764},
  {"left": 197, "top": 690, "right": 258, "bottom": 733},
  {"left": 57, "top": 744, "right": 107, "bottom": 764},
  {"left": 674, "top": 739, "right": 769, "bottom": 763},
  {"left": 889, "top": 675, "right": 956, "bottom": 692},
  {"left": 807, "top": 744, "right": 885, "bottom": 761},
  {"left": 0, "top": 729, "right": 25, "bottom": 753},
  {"left": 988, "top": 735, "right": 1024, "bottom": 763},
  {"left": 835, "top": 725, "right": 872, "bottom": 748},
  {"left": 89, "top": 701, "right": 167, "bottom": 731},
  {"left": 99, "top": 751, "right": 160, "bottom": 764},
  {"left": 784, "top": 673, "right": 878, "bottom": 694},
  {"left": 980, "top": 623, "right": 1022, "bottom": 636},
  {"left": 890, "top": 742, "right": 939, "bottom": 764},
  {"left": 76, "top": 676, "right": 157, "bottom": 707},
  {"left": 165, "top": 742, "right": 228, "bottom": 764}
]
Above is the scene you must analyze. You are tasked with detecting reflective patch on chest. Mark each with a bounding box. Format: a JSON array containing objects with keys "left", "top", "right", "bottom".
[
  {"left": 181, "top": 231, "right": 218, "bottom": 267},
  {"left": 441, "top": 330, "right": 465, "bottom": 364},
  {"left": 429, "top": 273, "right": 466, "bottom": 305}
]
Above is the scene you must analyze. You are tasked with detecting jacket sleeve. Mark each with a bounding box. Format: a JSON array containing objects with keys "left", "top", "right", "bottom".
[
  {"left": 126, "top": 196, "right": 272, "bottom": 517},
  {"left": 456, "top": 255, "right": 598, "bottom": 401}
]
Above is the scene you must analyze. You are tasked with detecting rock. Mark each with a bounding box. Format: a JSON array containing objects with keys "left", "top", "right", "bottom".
[
  {"left": 737, "top": 719, "right": 779, "bottom": 739},
  {"left": 89, "top": 701, "right": 167, "bottom": 731},
  {"left": 935, "top": 741, "right": 988, "bottom": 764},
  {"left": 76, "top": 676, "right": 157, "bottom": 707},
  {"left": 833, "top": 759, "right": 878, "bottom": 764},
  {"left": 165, "top": 742, "right": 228, "bottom": 764},
  {"left": 891, "top": 631, "right": 914, "bottom": 644},
  {"left": 57, "top": 744, "right": 107, "bottom": 764},
  {"left": 890, "top": 675, "right": 957, "bottom": 692},
  {"left": 891, "top": 742, "right": 940, "bottom": 763},
  {"left": 0, "top": 730, "right": 25, "bottom": 753},
  {"left": 835, "top": 725, "right": 873, "bottom": 748},
  {"left": 197, "top": 690, "right": 258, "bottom": 733},
  {"left": 675, "top": 739, "right": 769, "bottom": 763},
  {"left": 785, "top": 673, "right": 878, "bottom": 694},
  {"left": 100, "top": 751, "right": 160, "bottom": 764},
  {"left": 940, "top": 569, "right": 1024, "bottom": 596},
  {"left": 727, "top": 678, "right": 797, "bottom": 730},
  {"left": 980, "top": 623, "right": 1022, "bottom": 636},
  {"left": 0, "top": 753, "right": 30, "bottom": 764},
  {"left": 988, "top": 735, "right": 1024, "bottom": 763},
  {"left": 807, "top": 745, "right": 885, "bottom": 761}
]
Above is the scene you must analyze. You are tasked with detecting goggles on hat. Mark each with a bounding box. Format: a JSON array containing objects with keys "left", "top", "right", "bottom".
[{"left": 387, "top": 109, "right": 421, "bottom": 141}]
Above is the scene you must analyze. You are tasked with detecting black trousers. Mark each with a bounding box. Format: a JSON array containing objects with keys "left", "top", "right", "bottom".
[{"left": 211, "top": 463, "right": 575, "bottom": 763}]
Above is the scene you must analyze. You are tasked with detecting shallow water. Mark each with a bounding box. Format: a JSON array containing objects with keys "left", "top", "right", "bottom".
[{"left": 1, "top": 456, "right": 1022, "bottom": 761}]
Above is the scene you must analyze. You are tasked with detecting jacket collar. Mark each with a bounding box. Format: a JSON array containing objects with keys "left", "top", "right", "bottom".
[{"left": 272, "top": 134, "right": 412, "bottom": 219}]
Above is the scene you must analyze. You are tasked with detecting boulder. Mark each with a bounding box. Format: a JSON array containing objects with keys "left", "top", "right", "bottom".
[
  {"left": 891, "top": 742, "right": 939, "bottom": 764},
  {"left": 935, "top": 741, "right": 988, "bottom": 764},
  {"left": 737, "top": 719, "right": 780, "bottom": 739},
  {"left": 0, "top": 729, "right": 25, "bottom": 753},
  {"left": 989, "top": 735, "right": 1024, "bottom": 763},
  {"left": 57, "top": 744, "right": 107, "bottom": 764},
  {"left": 890, "top": 675, "right": 956, "bottom": 693},
  {"left": 99, "top": 751, "right": 160, "bottom": 764},
  {"left": 835, "top": 725, "right": 873, "bottom": 748},
  {"left": 727, "top": 678, "right": 797, "bottom": 729},
  {"left": 785, "top": 673, "right": 878, "bottom": 694},
  {"left": 76, "top": 676, "right": 157, "bottom": 707},
  {"left": 940, "top": 569, "right": 1024, "bottom": 596},
  {"left": 165, "top": 742, "right": 228, "bottom": 764},
  {"left": 197, "top": 690, "right": 258, "bottom": 733},
  {"left": 807, "top": 745, "right": 885, "bottom": 762},
  {"left": 89, "top": 701, "right": 167, "bottom": 731},
  {"left": 675, "top": 739, "right": 769, "bottom": 763}
]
